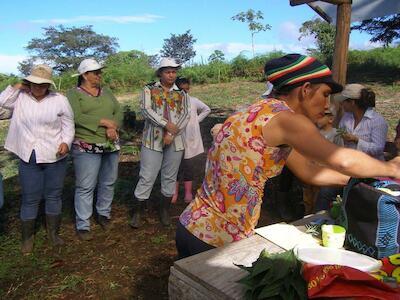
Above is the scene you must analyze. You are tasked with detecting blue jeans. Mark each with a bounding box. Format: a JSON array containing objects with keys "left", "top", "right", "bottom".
[
  {"left": 72, "top": 149, "right": 119, "bottom": 231},
  {"left": 19, "top": 151, "right": 67, "bottom": 221}
]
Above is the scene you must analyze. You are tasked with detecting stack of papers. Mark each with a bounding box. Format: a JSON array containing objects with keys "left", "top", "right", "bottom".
[{"left": 255, "top": 223, "right": 320, "bottom": 250}]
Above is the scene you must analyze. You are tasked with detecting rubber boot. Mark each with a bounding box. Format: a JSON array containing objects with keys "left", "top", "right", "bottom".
[
  {"left": 130, "top": 198, "right": 145, "bottom": 229},
  {"left": 21, "top": 219, "right": 35, "bottom": 255},
  {"left": 183, "top": 181, "right": 193, "bottom": 203},
  {"left": 159, "top": 195, "right": 171, "bottom": 226},
  {"left": 171, "top": 182, "right": 179, "bottom": 204},
  {"left": 46, "top": 214, "right": 65, "bottom": 246}
]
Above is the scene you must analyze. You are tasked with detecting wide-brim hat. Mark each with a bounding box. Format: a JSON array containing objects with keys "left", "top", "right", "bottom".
[
  {"left": 72, "top": 58, "right": 104, "bottom": 77},
  {"left": 264, "top": 54, "right": 343, "bottom": 94},
  {"left": 157, "top": 57, "right": 181, "bottom": 71},
  {"left": 24, "top": 64, "right": 55, "bottom": 88},
  {"left": 334, "top": 83, "right": 365, "bottom": 102}
]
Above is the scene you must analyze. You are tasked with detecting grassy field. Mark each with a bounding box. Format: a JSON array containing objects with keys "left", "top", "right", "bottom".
[{"left": 0, "top": 80, "right": 399, "bottom": 299}]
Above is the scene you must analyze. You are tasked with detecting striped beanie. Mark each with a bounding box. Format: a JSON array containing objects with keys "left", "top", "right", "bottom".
[{"left": 264, "top": 54, "right": 342, "bottom": 93}]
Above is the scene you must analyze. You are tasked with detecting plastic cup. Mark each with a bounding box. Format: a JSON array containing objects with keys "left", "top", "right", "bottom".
[{"left": 321, "top": 225, "right": 346, "bottom": 248}]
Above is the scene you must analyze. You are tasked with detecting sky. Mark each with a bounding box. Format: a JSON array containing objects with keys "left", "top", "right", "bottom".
[{"left": 0, "top": 0, "right": 381, "bottom": 75}]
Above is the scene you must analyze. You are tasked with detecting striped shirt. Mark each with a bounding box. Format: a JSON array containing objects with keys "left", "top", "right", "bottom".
[
  {"left": 140, "top": 81, "right": 190, "bottom": 152},
  {"left": 339, "top": 108, "right": 387, "bottom": 160},
  {"left": 0, "top": 85, "right": 75, "bottom": 163}
]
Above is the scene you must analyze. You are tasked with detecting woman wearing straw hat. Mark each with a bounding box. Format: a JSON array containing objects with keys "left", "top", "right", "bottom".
[
  {"left": 130, "top": 57, "right": 190, "bottom": 228},
  {"left": 176, "top": 54, "right": 400, "bottom": 259},
  {"left": 0, "top": 64, "right": 75, "bottom": 254},
  {"left": 67, "top": 58, "right": 122, "bottom": 241}
]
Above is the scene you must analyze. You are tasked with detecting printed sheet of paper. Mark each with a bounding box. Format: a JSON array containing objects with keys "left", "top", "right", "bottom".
[{"left": 255, "top": 223, "right": 320, "bottom": 250}]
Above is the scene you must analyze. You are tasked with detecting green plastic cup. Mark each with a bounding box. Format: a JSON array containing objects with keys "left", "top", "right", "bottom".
[{"left": 322, "top": 225, "right": 346, "bottom": 248}]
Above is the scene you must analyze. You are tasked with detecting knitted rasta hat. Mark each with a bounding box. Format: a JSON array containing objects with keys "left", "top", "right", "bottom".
[{"left": 264, "top": 54, "right": 342, "bottom": 94}]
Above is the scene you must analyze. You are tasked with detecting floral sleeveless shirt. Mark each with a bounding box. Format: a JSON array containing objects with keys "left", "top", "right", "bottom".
[{"left": 179, "top": 98, "right": 292, "bottom": 247}]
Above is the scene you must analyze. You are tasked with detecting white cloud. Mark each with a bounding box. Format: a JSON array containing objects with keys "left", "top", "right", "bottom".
[
  {"left": 30, "top": 14, "right": 164, "bottom": 24},
  {"left": 350, "top": 40, "right": 384, "bottom": 50},
  {"left": 0, "top": 54, "right": 26, "bottom": 75},
  {"left": 278, "top": 21, "right": 301, "bottom": 41}
]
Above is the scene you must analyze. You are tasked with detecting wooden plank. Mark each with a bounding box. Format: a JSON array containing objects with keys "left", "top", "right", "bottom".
[{"left": 290, "top": 0, "right": 319, "bottom": 6}]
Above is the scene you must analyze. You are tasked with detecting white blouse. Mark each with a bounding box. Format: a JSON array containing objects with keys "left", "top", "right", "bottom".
[
  {"left": 183, "top": 96, "right": 211, "bottom": 159},
  {"left": 0, "top": 85, "right": 75, "bottom": 163}
]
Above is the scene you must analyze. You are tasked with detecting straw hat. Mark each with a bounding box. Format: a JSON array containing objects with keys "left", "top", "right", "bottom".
[{"left": 24, "top": 64, "right": 55, "bottom": 87}]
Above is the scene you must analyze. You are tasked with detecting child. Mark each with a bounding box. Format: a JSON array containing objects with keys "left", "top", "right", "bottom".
[
  {"left": 172, "top": 78, "right": 211, "bottom": 203},
  {"left": 316, "top": 106, "right": 344, "bottom": 146}
]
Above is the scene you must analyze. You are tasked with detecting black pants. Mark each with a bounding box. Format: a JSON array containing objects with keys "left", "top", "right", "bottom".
[{"left": 175, "top": 221, "right": 215, "bottom": 259}]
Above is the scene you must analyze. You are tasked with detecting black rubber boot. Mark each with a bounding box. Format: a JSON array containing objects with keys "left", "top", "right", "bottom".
[
  {"left": 46, "top": 214, "right": 65, "bottom": 246},
  {"left": 21, "top": 219, "right": 35, "bottom": 255},
  {"left": 130, "top": 198, "right": 145, "bottom": 229},
  {"left": 159, "top": 195, "right": 171, "bottom": 226}
]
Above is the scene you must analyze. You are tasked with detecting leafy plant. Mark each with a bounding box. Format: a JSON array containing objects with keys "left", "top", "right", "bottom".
[{"left": 236, "top": 249, "right": 307, "bottom": 300}]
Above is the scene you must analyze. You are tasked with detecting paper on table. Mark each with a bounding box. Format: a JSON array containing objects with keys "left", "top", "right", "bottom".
[{"left": 255, "top": 223, "right": 320, "bottom": 250}]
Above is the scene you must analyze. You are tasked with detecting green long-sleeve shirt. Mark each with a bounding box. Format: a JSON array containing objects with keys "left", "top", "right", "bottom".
[{"left": 66, "top": 87, "right": 123, "bottom": 144}]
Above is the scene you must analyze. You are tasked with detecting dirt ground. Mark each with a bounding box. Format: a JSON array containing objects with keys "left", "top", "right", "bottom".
[{"left": 0, "top": 112, "right": 287, "bottom": 300}]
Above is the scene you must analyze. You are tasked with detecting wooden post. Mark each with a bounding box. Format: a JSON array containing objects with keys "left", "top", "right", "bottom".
[{"left": 331, "top": 2, "right": 352, "bottom": 85}]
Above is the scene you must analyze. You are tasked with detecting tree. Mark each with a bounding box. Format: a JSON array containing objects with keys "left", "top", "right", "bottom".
[
  {"left": 19, "top": 25, "right": 119, "bottom": 74},
  {"left": 208, "top": 50, "right": 225, "bottom": 63},
  {"left": 299, "top": 19, "right": 336, "bottom": 65},
  {"left": 160, "top": 30, "right": 197, "bottom": 64},
  {"left": 352, "top": 14, "right": 400, "bottom": 46},
  {"left": 231, "top": 9, "right": 271, "bottom": 57}
]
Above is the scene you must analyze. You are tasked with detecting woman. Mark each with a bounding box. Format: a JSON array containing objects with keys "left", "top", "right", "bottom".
[
  {"left": 337, "top": 84, "right": 388, "bottom": 161},
  {"left": 176, "top": 54, "right": 400, "bottom": 259},
  {"left": 0, "top": 64, "right": 75, "bottom": 254},
  {"left": 67, "top": 58, "right": 122, "bottom": 241},
  {"left": 130, "top": 58, "right": 190, "bottom": 228}
]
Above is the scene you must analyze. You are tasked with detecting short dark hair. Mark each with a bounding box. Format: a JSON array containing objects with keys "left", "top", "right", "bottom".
[{"left": 175, "top": 77, "right": 190, "bottom": 88}]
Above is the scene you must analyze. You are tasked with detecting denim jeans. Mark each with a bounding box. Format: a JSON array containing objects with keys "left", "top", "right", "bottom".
[
  {"left": 72, "top": 149, "right": 119, "bottom": 231},
  {"left": 19, "top": 151, "right": 67, "bottom": 221}
]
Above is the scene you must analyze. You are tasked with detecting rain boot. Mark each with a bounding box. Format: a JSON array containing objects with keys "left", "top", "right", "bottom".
[
  {"left": 130, "top": 198, "right": 145, "bottom": 229},
  {"left": 46, "top": 214, "right": 65, "bottom": 246},
  {"left": 171, "top": 182, "right": 179, "bottom": 204},
  {"left": 21, "top": 219, "right": 35, "bottom": 255},
  {"left": 183, "top": 181, "right": 193, "bottom": 203},
  {"left": 159, "top": 195, "right": 171, "bottom": 226}
]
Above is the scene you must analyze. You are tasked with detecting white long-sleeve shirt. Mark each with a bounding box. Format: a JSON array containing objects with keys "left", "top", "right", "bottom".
[
  {"left": 339, "top": 108, "right": 388, "bottom": 160},
  {"left": 183, "top": 96, "right": 211, "bottom": 159},
  {"left": 0, "top": 85, "right": 75, "bottom": 163}
]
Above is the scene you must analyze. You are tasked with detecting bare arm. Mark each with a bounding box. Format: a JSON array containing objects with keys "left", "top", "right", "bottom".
[{"left": 263, "top": 111, "right": 400, "bottom": 179}]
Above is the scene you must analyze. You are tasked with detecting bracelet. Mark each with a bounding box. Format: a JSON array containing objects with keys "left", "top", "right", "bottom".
[{"left": 166, "top": 132, "right": 174, "bottom": 137}]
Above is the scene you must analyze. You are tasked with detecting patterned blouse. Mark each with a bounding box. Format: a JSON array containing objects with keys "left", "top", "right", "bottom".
[
  {"left": 179, "top": 98, "right": 292, "bottom": 247},
  {"left": 140, "top": 82, "right": 190, "bottom": 152}
]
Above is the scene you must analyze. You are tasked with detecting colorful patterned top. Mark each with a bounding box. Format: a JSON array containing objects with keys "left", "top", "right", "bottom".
[
  {"left": 179, "top": 98, "right": 292, "bottom": 247},
  {"left": 140, "top": 81, "right": 190, "bottom": 152}
]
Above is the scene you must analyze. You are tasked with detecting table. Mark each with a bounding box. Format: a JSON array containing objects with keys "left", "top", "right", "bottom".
[{"left": 168, "top": 212, "right": 328, "bottom": 300}]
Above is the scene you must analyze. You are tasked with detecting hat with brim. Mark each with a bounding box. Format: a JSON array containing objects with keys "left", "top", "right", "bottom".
[
  {"left": 264, "top": 54, "right": 343, "bottom": 94},
  {"left": 72, "top": 58, "right": 104, "bottom": 77},
  {"left": 24, "top": 64, "right": 55, "bottom": 88},
  {"left": 157, "top": 57, "right": 181, "bottom": 71},
  {"left": 334, "top": 83, "right": 365, "bottom": 102}
]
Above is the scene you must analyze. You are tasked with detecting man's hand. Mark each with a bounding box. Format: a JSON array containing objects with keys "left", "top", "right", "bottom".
[
  {"left": 165, "top": 121, "right": 179, "bottom": 135},
  {"left": 57, "top": 143, "right": 69, "bottom": 157},
  {"left": 13, "top": 82, "right": 30, "bottom": 92}
]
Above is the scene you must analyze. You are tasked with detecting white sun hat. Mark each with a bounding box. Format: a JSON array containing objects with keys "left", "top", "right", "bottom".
[
  {"left": 72, "top": 58, "right": 104, "bottom": 77},
  {"left": 24, "top": 64, "right": 55, "bottom": 87},
  {"left": 334, "top": 83, "right": 366, "bottom": 102},
  {"left": 156, "top": 57, "right": 181, "bottom": 71}
]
